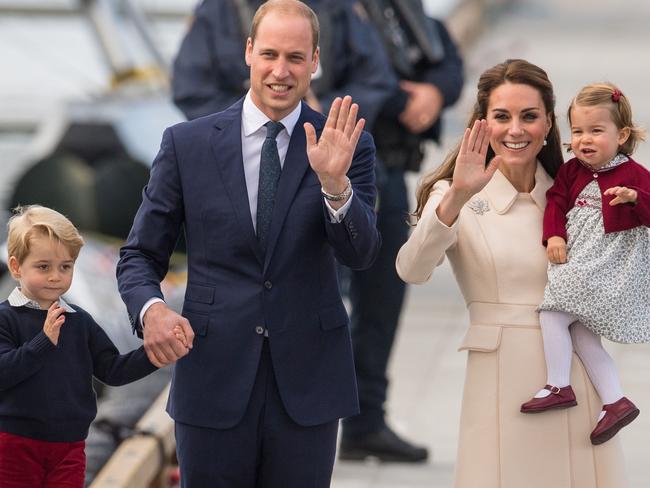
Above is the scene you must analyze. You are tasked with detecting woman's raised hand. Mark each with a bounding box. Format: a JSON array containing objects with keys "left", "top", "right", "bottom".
[{"left": 451, "top": 120, "right": 501, "bottom": 198}]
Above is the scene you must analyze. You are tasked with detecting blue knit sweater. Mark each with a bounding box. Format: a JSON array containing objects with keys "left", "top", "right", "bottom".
[{"left": 0, "top": 301, "right": 157, "bottom": 442}]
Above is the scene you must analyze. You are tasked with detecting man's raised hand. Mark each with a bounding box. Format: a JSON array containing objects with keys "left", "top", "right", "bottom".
[{"left": 304, "top": 96, "right": 365, "bottom": 199}]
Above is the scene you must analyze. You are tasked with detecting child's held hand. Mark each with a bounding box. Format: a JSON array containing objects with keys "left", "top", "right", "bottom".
[
  {"left": 547, "top": 236, "right": 567, "bottom": 264},
  {"left": 173, "top": 325, "right": 189, "bottom": 349},
  {"left": 604, "top": 186, "right": 637, "bottom": 206},
  {"left": 44, "top": 301, "right": 66, "bottom": 345}
]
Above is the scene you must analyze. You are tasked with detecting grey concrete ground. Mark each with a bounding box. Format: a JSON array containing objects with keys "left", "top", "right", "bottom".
[{"left": 332, "top": 0, "right": 650, "bottom": 486}]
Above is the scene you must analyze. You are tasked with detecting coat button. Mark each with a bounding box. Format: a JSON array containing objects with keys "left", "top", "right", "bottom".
[
  {"left": 264, "top": 281, "right": 273, "bottom": 289},
  {"left": 593, "top": 173, "right": 599, "bottom": 178},
  {"left": 255, "top": 326, "right": 265, "bottom": 335}
]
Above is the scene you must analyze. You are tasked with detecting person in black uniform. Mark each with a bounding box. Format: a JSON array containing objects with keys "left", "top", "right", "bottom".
[{"left": 338, "top": 0, "right": 464, "bottom": 463}]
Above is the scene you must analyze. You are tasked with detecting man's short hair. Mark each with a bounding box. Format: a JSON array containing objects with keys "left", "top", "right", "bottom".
[
  {"left": 250, "top": 0, "right": 320, "bottom": 53},
  {"left": 7, "top": 205, "right": 85, "bottom": 263}
]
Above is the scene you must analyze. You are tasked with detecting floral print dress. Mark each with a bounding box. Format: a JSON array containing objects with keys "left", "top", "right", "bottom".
[{"left": 539, "top": 154, "right": 650, "bottom": 343}]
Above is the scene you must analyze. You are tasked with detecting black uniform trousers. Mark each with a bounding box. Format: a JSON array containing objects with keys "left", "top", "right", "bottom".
[{"left": 342, "top": 167, "right": 409, "bottom": 436}]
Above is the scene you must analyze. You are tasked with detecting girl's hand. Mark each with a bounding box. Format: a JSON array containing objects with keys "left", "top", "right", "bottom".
[
  {"left": 173, "top": 325, "right": 188, "bottom": 348},
  {"left": 604, "top": 186, "right": 637, "bottom": 205},
  {"left": 547, "top": 236, "right": 567, "bottom": 264},
  {"left": 43, "top": 301, "right": 66, "bottom": 345},
  {"left": 450, "top": 119, "right": 502, "bottom": 198}
]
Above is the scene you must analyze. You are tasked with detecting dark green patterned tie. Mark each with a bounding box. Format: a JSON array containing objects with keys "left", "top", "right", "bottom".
[{"left": 256, "top": 121, "right": 284, "bottom": 251}]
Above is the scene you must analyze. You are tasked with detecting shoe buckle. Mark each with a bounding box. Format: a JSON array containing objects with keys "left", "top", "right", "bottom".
[{"left": 549, "top": 386, "right": 561, "bottom": 395}]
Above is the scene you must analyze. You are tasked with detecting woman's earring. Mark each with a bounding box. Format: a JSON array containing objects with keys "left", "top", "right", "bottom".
[{"left": 543, "top": 139, "right": 548, "bottom": 146}]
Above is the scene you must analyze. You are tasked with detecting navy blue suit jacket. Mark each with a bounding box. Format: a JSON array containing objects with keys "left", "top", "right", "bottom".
[{"left": 117, "top": 99, "right": 380, "bottom": 428}]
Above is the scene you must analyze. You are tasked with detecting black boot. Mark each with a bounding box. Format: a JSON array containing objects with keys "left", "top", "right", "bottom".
[{"left": 339, "top": 425, "right": 429, "bottom": 463}]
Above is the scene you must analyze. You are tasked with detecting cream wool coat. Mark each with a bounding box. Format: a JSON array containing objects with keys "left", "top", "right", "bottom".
[{"left": 396, "top": 163, "right": 626, "bottom": 488}]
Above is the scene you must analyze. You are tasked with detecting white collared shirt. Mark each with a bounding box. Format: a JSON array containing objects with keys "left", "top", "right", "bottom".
[
  {"left": 8, "top": 287, "right": 76, "bottom": 313},
  {"left": 241, "top": 92, "right": 352, "bottom": 230}
]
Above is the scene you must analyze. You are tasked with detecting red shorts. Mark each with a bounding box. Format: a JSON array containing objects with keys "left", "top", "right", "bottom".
[{"left": 0, "top": 431, "right": 86, "bottom": 488}]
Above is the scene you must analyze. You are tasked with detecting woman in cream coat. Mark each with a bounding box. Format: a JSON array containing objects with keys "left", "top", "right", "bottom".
[{"left": 397, "top": 59, "right": 626, "bottom": 487}]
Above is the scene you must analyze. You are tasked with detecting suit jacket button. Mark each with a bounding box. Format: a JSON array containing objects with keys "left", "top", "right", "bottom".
[
  {"left": 264, "top": 280, "right": 273, "bottom": 289},
  {"left": 255, "top": 326, "right": 265, "bottom": 335}
]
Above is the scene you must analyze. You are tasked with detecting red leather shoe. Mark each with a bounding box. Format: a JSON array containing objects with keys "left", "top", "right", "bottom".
[
  {"left": 520, "top": 385, "right": 577, "bottom": 413},
  {"left": 590, "top": 397, "right": 640, "bottom": 445}
]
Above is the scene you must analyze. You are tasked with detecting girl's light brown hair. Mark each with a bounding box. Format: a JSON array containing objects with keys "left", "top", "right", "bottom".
[
  {"left": 568, "top": 82, "right": 646, "bottom": 156},
  {"left": 7, "top": 205, "right": 85, "bottom": 263},
  {"left": 413, "top": 59, "right": 563, "bottom": 221}
]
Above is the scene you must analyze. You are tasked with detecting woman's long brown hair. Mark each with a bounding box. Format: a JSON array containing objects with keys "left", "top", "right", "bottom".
[{"left": 413, "top": 59, "right": 563, "bottom": 220}]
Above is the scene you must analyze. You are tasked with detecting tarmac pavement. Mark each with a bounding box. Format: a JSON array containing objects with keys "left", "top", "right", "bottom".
[{"left": 332, "top": 0, "right": 650, "bottom": 486}]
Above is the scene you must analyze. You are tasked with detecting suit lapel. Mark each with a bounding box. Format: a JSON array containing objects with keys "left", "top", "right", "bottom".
[
  {"left": 264, "top": 103, "right": 323, "bottom": 271},
  {"left": 210, "top": 100, "right": 264, "bottom": 265}
]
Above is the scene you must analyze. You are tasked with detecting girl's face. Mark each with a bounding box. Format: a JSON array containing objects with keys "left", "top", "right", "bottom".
[
  {"left": 486, "top": 82, "right": 552, "bottom": 170},
  {"left": 569, "top": 104, "right": 630, "bottom": 170}
]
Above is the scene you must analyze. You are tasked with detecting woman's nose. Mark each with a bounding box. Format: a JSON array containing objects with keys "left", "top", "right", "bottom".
[{"left": 508, "top": 123, "right": 524, "bottom": 136}]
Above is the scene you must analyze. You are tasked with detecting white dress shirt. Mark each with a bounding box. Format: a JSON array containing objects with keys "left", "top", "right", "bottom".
[{"left": 140, "top": 92, "right": 354, "bottom": 326}]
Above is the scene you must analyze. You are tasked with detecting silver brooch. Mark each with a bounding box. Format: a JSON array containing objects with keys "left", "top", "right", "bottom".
[{"left": 468, "top": 198, "right": 490, "bottom": 215}]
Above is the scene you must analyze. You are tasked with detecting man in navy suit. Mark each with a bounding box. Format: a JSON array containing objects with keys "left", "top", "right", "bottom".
[{"left": 116, "top": 1, "right": 380, "bottom": 486}]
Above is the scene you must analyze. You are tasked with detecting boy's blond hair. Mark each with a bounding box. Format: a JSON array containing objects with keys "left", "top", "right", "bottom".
[{"left": 7, "top": 205, "right": 85, "bottom": 263}]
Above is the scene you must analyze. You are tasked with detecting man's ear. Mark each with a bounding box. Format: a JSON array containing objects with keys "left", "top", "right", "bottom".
[
  {"left": 8, "top": 256, "right": 21, "bottom": 280},
  {"left": 245, "top": 37, "right": 253, "bottom": 67},
  {"left": 311, "top": 46, "right": 320, "bottom": 74}
]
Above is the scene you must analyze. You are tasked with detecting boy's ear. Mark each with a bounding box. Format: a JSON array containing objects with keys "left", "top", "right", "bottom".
[{"left": 7, "top": 256, "right": 21, "bottom": 279}]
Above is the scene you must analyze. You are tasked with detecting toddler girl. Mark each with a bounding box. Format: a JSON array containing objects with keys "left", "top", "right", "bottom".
[{"left": 521, "top": 83, "right": 650, "bottom": 445}]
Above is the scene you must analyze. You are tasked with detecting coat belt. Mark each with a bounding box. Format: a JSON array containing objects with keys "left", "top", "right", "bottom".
[{"left": 468, "top": 302, "right": 540, "bottom": 328}]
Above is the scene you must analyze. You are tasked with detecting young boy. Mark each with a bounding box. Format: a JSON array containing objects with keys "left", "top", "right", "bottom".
[{"left": 0, "top": 205, "right": 162, "bottom": 487}]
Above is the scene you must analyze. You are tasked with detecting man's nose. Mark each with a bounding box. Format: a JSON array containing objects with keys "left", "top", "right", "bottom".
[{"left": 272, "top": 59, "right": 289, "bottom": 79}]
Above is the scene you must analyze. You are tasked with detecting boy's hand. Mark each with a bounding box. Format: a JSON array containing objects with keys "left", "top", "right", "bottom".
[
  {"left": 44, "top": 301, "right": 66, "bottom": 345},
  {"left": 173, "top": 325, "right": 188, "bottom": 348},
  {"left": 604, "top": 186, "right": 637, "bottom": 205},
  {"left": 547, "top": 236, "right": 567, "bottom": 264}
]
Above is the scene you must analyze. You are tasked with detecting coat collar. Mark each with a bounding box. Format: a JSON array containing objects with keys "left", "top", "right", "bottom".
[{"left": 482, "top": 161, "right": 553, "bottom": 214}]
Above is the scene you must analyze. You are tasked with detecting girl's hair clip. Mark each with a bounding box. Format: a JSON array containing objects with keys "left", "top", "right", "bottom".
[{"left": 611, "top": 89, "right": 622, "bottom": 103}]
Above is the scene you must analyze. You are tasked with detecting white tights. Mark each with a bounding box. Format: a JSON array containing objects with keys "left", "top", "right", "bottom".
[{"left": 539, "top": 310, "right": 624, "bottom": 405}]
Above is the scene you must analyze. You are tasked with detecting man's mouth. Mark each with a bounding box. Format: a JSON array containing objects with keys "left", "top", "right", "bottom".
[
  {"left": 268, "top": 84, "right": 290, "bottom": 93},
  {"left": 503, "top": 141, "right": 529, "bottom": 150}
]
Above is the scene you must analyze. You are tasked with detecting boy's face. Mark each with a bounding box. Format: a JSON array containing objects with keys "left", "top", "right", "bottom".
[{"left": 8, "top": 235, "right": 75, "bottom": 309}]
